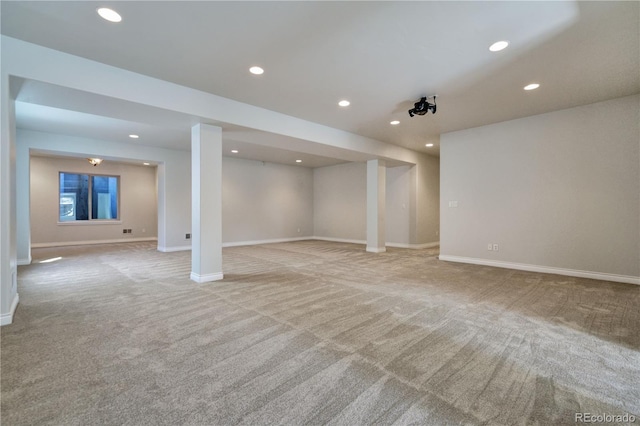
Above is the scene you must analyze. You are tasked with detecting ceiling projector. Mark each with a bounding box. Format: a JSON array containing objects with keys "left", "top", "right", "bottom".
[{"left": 408, "top": 96, "right": 437, "bottom": 117}]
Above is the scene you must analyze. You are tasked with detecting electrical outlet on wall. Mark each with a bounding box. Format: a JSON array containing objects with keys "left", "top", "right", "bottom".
[
  {"left": 488, "top": 243, "right": 493, "bottom": 251},
  {"left": 185, "top": 233, "right": 191, "bottom": 240},
  {"left": 493, "top": 244, "right": 499, "bottom": 251}
]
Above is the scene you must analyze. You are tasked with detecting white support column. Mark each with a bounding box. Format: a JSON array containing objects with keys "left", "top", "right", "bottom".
[
  {"left": 1, "top": 70, "right": 19, "bottom": 326},
  {"left": 190, "top": 124, "right": 223, "bottom": 283},
  {"left": 16, "top": 142, "right": 31, "bottom": 265},
  {"left": 156, "top": 163, "right": 167, "bottom": 251},
  {"left": 366, "top": 159, "right": 386, "bottom": 253}
]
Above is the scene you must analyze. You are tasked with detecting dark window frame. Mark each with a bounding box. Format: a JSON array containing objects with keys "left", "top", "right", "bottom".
[{"left": 58, "top": 172, "right": 121, "bottom": 223}]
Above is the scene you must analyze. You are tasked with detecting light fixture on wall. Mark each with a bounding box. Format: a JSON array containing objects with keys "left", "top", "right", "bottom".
[{"left": 87, "top": 158, "right": 103, "bottom": 167}]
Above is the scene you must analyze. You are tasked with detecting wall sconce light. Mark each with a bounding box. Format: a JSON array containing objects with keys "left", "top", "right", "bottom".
[{"left": 87, "top": 158, "right": 103, "bottom": 166}]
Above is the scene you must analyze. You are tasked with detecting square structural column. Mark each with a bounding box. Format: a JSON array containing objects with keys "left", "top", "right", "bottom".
[
  {"left": 191, "top": 124, "right": 223, "bottom": 283},
  {"left": 366, "top": 159, "right": 386, "bottom": 253}
]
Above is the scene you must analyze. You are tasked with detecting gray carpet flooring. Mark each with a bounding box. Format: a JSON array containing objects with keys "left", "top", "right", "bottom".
[{"left": 1, "top": 241, "right": 638, "bottom": 425}]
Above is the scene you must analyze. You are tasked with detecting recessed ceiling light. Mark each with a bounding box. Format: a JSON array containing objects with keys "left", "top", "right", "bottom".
[
  {"left": 390, "top": 120, "right": 400, "bottom": 125},
  {"left": 426, "top": 143, "right": 434, "bottom": 147},
  {"left": 296, "top": 159, "right": 302, "bottom": 163},
  {"left": 231, "top": 150, "right": 239, "bottom": 153},
  {"left": 249, "top": 66, "right": 264, "bottom": 75},
  {"left": 524, "top": 83, "right": 540, "bottom": 91},
  {"left": 489, "top": 41, "right": 509, "bottom": 52},
  {"left": 97, "top": 8, "right": 122, "bottom": 23},
  {"left": 338, "top": 100, "right": 350, "bottom": 107},
  {"left": 129, "top": 134, "right": 139, "bottom": 139},
  {"left": 143, "top": 162, "right": 150, "bottom": 166}
]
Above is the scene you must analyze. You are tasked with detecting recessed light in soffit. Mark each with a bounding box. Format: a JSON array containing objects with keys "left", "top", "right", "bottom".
[
  {"left": 249, "top": 66, "right": 264, "bottom": 75},
  {"left": 524, "top": 83, "right": 540, "bottom": 91},
  {"left": 338, "top": 100, "right": 350, "bottom": 107},
  {"left": 489, "top": 41, "right": 509, "bottom": 52},
  {"left": 97, "top": 8, "right": 122, "bottom": 23}
]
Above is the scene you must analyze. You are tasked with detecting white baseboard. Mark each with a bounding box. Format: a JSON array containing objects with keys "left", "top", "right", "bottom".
[
  {"left": 0, "top": 293, "right": 20, "bottom": 326},
  {"left": 158, "top": 245, "right": 191, "bottom": 252},
  {"left": 17, "top": 256, "right": 32, "bottom": 266},
  {"left": 312, "top": 237, "right": 439, "bottom": 250},
  {"left": 32, "top": 237, "right": 157, "bottom": 249},
  {"left": 438, "top": 255, "right": 640, "bottom": 286},
  {"left": 29, "top": 236, "right": 437, "bottom": 253},
  {"left": 159, "top": 237, "right": 313, "bottom": 252},
  {"left": 386, "top": 241, "right": 440, "bottom": 249},
  {"left": 223, "top": 237, "right": 311, "bottom": 248},
  {"left": 312, "top": 236, "right": 367, "bottom": 245},
  {"left": 190, "top": 272, "right": 224, "bottom": 283},
  {"left": 366, "top": 246, "right": 387, "bottom": 253}
]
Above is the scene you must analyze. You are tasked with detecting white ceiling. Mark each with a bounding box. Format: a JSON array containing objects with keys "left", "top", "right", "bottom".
[{"left": 2, "top": 1, "right": 639, "bottom": 165}]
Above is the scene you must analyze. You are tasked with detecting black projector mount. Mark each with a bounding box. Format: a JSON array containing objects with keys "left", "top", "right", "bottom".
[{"left": 408, "top": 95, "right": 437, "bottom": 117}]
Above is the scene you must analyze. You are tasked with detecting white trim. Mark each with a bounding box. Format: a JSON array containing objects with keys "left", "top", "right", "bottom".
[
  {"left": 223, "top": 237, "right": 310, "bottom": 248},
  {"left": 438, "top": 255, "right": 640, "bottom": 286},
  {"left": 0, "top": 294, "right": 20, "bottom": 326},
  {"left": 31, "top": 237, "right": 157, "bottom": 248},
  {"left": 158, "top": 238, "right": 314, "bottom": 252},
  {"left": 366, "top": 246, "right": 387, "bottom": 253},
  {"left": 158, "top": 245, "right": 191, "bottom": 253},
  {"left": 312, "top": 237, "right": 439, "bottom": 250},
  {"left": 386, "top": 241, "right": 440, "bottom": 249},
  {"left": 28, "top": 238, "right": 439, "bottom": 252},
  {"left": 190, "top": 272, "right": 224, "bottom": 283},
  {"left": 17, "top": 256, "right": 32, "bottom": 266},
  {"left": 57, "top": 220, "right": 122, "bottom": 226},
  {"left": 312, "top": 236, "right": 367, "bottom": 245}
]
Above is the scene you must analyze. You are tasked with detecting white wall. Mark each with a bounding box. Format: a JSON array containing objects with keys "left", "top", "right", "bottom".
[
  {"left": 414, "top": 155, "right": 440, "bottom": 245},
  {"left": 385, "top": 166, "right": 411, "bottom": 244},
  {"left": 313, "top": 161, "right": 440, "bottom": 247},
  {"left": 440, "top": 95, "right": 640, "bottom": 283},
  {"left": 29, "top": 156, "right": 158, "bottom": 246},
  {"left": 313, "top": 162, "right": 367, "bottom": 242},
  {"left": 222, "top": 157, "right": 313, "bottom": 243}
]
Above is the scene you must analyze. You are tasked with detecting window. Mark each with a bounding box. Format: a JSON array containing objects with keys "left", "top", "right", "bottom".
[{"left": 59, "top": 172, "right": 119, "bottom": 222}]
